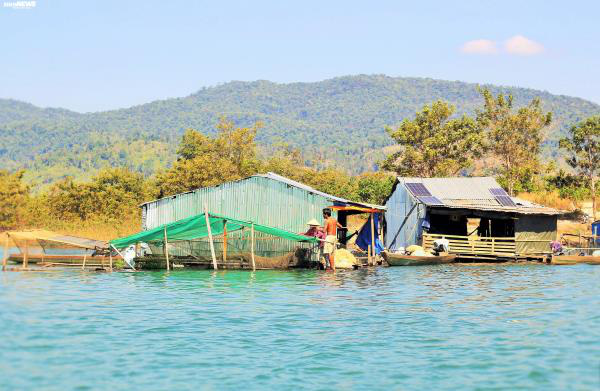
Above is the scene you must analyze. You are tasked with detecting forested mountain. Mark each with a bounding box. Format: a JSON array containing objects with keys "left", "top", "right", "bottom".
[{"left": 1, "top": 74, "right": 598, "bottom": 186}]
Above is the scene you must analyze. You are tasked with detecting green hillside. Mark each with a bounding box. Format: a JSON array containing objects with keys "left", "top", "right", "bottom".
[{"left": 1, "top": 74, "right": 598, "bottom": 186}]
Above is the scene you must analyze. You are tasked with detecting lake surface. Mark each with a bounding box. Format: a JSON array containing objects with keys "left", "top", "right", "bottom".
[{"left": 1, "top": 264, "right": 598, "bottom": 390}]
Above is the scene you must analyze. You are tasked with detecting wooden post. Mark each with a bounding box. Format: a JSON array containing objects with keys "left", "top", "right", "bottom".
[
  {"left": 251, "top": 223, "right": 256, "bottom": 271},
  {"left": 163, "top": 226, "right": 170, "bottom": 271},
  {"left": 23, "top": 240, "right": 29, "bottom": 269},
  {"left": 2, "top": 234, "right": 9, "bottom": 271},
  {"left": 82, "top": 254, "right": 87, "bottom": 270},
  {"left": 368, "top": 245, "right": 372, "bottom": 266},
  {"left": 109, "top": 253, "right": 113, "bottom": 271},
  {"left": 223, "top": 221, "right": 228, "bottom": 263},
  {"left": 370, "top": 213, "right": 376, "bottom": 262},
  {"left": 204, "top": 203, "right": 218, "bottom": 270}
]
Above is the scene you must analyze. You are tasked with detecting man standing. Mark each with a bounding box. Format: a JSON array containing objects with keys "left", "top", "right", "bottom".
[{"left": 322, "top": 208, "right": 342, "bottom": 271}]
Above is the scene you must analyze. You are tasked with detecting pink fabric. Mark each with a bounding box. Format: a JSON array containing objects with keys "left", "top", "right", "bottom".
[{"left": 303, "top": 227, "right": 326, "bottom": 247}]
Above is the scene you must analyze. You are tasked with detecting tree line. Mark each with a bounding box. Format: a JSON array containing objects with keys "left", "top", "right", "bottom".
[
  {"left": 0, "top": 118, "right": 396, "bottom": 234},
  {"left": 2, "top": 75, "right": 598, "bottom": 184},
  {"left": 0, "top": 88, "right": 598, "bottom": 234}
]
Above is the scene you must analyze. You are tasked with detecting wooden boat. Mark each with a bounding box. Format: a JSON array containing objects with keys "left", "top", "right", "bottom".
[
  {"left": 551, "top": 255, "right": 600, "bottom": 265},
  {"left": 383, "top": 251, "right": 456, "bottom": 266}
]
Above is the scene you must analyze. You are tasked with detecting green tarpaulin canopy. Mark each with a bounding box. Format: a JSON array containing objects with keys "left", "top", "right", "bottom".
[{"left": 110, "top": 212, "right": 318, "bottom": 249}]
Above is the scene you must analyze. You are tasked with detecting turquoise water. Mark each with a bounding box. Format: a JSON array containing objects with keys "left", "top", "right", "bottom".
[{"left": 1, "top": 265, "right": 598, "bottom": 390}]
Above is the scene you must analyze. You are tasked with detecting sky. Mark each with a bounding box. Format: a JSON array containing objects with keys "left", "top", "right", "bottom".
[{"left": 1, "top": 0, "right": 599, "bottom": 112}]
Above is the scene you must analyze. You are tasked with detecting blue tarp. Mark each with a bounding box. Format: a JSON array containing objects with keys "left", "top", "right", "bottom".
[
  {"left": 592, "top": 220, "right": 600, "bottom": 246},
  {"left": 356, "top": 214, "right": 385, "bottom": 255}
]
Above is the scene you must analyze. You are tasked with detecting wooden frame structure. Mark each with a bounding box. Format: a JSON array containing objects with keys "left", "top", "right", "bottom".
[
  {"left": 328, "top": 205, "right": 386, "bottom": 266},
  {"left": 422, "top": 233, "right": 553, "bottom": 260},
  {"left": 2, "top": 230, "right": 111, "bottom": 271},
  {"left": 423, "top": 233, "right": 516, "bottom": 259}
]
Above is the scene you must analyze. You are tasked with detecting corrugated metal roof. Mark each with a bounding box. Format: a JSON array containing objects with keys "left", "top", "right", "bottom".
[
  {"left": 141, "top": 172, "right": 385, "bottom": 210},
  {"left": 397, "top": 177, "right": 559, "bottom": 215},
  {"left": 258, "top": 173, "right": 386, "bottom": 210},
  {"left": 256, "top": 172, "right": 348, "bottom": 203}
]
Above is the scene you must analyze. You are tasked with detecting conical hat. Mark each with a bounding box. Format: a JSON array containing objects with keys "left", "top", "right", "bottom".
[{"left": 307, "top": 219, "right": 320, "bottom": 226}]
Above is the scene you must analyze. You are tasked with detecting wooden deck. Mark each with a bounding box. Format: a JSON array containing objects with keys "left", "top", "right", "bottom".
[{"left": 423, "top": 233, "right": 517, "bottom": 260}]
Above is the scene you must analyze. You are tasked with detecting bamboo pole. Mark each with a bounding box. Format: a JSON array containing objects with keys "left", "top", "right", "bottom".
[
  {"left": 204, "top": 203, "right": 218, "bottom": 270},
  {"left": 23, "top": 240, "right": 29, "bottom": 269},
  {"left": 2, "top": 234, "right": 9, "bottom": 271},
  {"left": 111, "top": 245, "right": 131, "bottom": 270},
  {"left": 370, "top": 213, "right": 376, "bottom": 262},
  {"left": 251, "top": 223, "right": 256, "bottom": 271},
  {"left": 223, "top": 221, "right": 228, "bottom": 263},
  {"left": 82, "top": 254, "right": 87, "bottom": 270},
  {"left": 163, "top": 226, "right": 170, "bottom": 271}
]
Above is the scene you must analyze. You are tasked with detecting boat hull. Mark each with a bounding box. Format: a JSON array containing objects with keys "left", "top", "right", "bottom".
[
  {"left": 383, "top": 251, "right": 456, "bottom": 266},
  {"left": 551, "top": 255, "right": 600, "bottom": 265}
]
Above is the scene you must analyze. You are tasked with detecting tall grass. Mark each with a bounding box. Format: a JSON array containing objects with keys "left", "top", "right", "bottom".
[
  {"left": 12, "top": 215, "right": 142, "bottom": 242},
  {"left": 55, "top": 217, "right": 141, "bottom": 242},
  {"left": 517, "top": 191, "right": 576, "bottom": 211}
]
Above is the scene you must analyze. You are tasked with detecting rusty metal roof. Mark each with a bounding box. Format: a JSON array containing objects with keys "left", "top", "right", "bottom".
[{"left": 396, "top": 177, "right": 560, "bottom": 215}]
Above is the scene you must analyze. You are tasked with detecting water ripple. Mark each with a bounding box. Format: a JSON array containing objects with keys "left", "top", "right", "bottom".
[{"left": 0, "top": 265, "right": 598, "bottom": 390}]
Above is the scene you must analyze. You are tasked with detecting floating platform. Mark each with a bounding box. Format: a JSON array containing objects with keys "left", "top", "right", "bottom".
[
  {"left": 7, "top": 254, "right": 118, "bottom": 268},
  {"left": 134, "top": 250, "right": 316, "bottom": 270}
]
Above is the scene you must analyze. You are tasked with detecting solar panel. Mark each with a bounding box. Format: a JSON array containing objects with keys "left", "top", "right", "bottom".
[
  {"left": 418, "top": 196, "right": 445, "bottom": 206},
  {"left": 489, "top": 188, "right": 509, "bottom": 196},
  {"left": 405, "top": 182, "right": 432, "bottom": 197},
  {"left": 495, "top": 195, "right": 516, "bottom": 207}
]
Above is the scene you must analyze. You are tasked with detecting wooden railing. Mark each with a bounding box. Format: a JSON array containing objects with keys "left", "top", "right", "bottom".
[{"left": 423, "top": 233, "right": 516, "bottom": 257}]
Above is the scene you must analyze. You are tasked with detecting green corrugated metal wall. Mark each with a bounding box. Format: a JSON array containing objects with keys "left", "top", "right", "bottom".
[{"left": 141, "top": 176, "right": 337, "bottom": 256}]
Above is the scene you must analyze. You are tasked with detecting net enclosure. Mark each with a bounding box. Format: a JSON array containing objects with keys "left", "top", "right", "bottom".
[{"left": 110, "top": 212, "right": 318, "bottom": 249}]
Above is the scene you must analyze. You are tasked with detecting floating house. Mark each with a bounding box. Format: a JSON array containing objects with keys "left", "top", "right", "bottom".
[
  {"left": 384, "top": 177, "right": 560, "bottom": 260},
  {"left": 140, "top": 172, "right": 385, "bottom": 259}
]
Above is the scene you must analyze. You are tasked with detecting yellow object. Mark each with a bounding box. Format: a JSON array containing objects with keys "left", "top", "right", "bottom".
[
  {"left": 406, "top": 245, "right": 423, "bottom": 254},
  {"left": 332, "top": 248, "right": 359, "bottom": 269},
  {"left": 324, "top": 235, "right": 337, "bottom": 254}
]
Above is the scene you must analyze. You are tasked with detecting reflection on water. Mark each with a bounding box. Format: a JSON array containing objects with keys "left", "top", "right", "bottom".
[{"left": 0, "top": 265, "right": 598, "bottom": 390}]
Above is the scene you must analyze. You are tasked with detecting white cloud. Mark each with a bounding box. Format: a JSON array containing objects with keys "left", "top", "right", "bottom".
[
  {"left": 504, "top": 35, "right": 544, "bottom": 55},
  {"left": 460, "top": 39, "right": 498, "bottom": 54}
]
